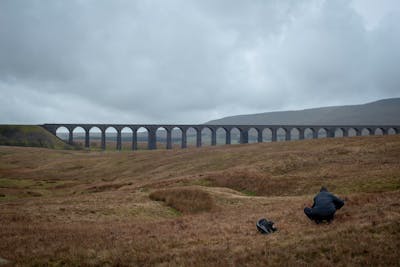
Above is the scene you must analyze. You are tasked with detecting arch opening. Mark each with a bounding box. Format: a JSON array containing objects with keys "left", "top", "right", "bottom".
[
  {"left": 89, "top": 127, "right": 102, "bottom": 149},
  {"left": 185, "top": 127, "right": 196, "bottom": 147},
  {"left": 230, "top": 128, "right": 240, "bottom": 144},
  {"left": 201, "top": 127, "right": 212, "bottom": 146},
  {"left": 374, "top": 128, "right": 384, "bottom": 135},
  {"left": 388, "top": 128, "right": 397, "bottom": 135},
  {"left": 277, "top": 128, "right": 286, "bottom": 141},
  {"left": 216, "top": 127, "right": 227, "bottom": 146},
  {"left": 304, "top": 128, "right": 314, "bottom": 139},
  {"left": 361, "top": 128, "right": 371, "bottom": 136},
  {"left": 72, "top": 127, "right": 85, "bottom": 148},
  {"left": 248, "top": 128, "right": 258, "bottom": 143},
  {"left": 105, "top": 127, "right": 117, "bottom": 150},
  {"left": 347, "top": 128, "right": 357, "bottom": 137},
  {"left": 334, "top": 128, "right": 344, "bottom": 138},
  {"left": 290, "top": 128, "right": 300, "bottom": 141},
  {"left": 262, "top": 128, "right": 272, "bottom": 142},
  {"left": 136, "top": 127, "right": 149, "bottom": 150},
  {"left": 156, "top": 127, "right": 167, "bottom": 149},
  {"left": 56, "top": 126, "right": 69, "bottom": 142},
  {"left": 317, "top": 128, "right": 327, "bottom": 139},
  {"left": 121, "top": 127, "right": 133, "bottom": 150},
  {"left": 172, "top": 127, "right": 182, "bottom": 148}
]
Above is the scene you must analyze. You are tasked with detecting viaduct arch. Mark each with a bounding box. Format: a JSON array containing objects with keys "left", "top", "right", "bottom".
[{"left": 43, "top": 124, "right": 400, "bottom": 151}]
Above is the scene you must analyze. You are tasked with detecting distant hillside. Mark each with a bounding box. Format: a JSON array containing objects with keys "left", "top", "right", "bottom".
[
  {"left": 207, "top": 98, "right": 400, "bottom": 125},
  {"left": 0, "top": 125, "right": 72, "bottom": 149}
]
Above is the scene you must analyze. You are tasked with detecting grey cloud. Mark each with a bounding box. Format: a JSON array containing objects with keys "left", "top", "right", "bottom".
[{"left": 0, "top": 0, "right": 399, "bottom": 124}]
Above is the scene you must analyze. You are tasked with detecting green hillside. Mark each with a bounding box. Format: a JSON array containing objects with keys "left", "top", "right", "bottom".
[{"left": 0, "top": 125, "right": 71, "bottom": 149}]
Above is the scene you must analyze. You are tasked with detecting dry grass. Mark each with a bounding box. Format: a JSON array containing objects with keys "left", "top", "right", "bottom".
[
  {"left": 0, "top": 135, "right": 399, "bottom": 266},
  {"left": 149, "top": 187, "right": 215, "bottom": 214}
]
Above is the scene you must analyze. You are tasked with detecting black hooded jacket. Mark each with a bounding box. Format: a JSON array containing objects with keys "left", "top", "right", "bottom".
[{"left": 311, "top": 190, "right": 344, "bottom": 216}]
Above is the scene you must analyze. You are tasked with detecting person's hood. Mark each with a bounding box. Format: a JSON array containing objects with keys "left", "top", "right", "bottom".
[{"left": 320, "top": 186, "right": 328, "bottom": 192}]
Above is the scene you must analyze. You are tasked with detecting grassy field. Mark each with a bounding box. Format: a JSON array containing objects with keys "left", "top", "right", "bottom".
[{"left": 0, "top": 135, "right": 399, "bottom": 266}]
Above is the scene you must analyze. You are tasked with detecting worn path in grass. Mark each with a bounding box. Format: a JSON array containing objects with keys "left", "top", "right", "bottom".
[{"left": 0, "top": 135, "right": 399, "bottom": 266}]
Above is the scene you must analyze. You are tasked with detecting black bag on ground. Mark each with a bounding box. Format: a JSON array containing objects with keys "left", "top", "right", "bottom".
[{"left": 256, "top": 218, "right": 277, "bottom": 234}]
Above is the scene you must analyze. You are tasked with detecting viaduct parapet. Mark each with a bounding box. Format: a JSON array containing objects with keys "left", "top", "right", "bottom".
[{"left": 42, "top": 124, "right": 400, "bottom": 150}]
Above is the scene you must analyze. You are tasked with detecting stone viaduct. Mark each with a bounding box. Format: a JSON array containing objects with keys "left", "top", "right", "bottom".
[{"left": 42, "top": 124, "right": 400, "bottom": 150}]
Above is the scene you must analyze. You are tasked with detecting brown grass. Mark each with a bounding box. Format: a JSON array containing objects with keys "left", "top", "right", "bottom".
[
  {"left": 149, "top": 187, "right": 215, "bottom": 214},
  {"left": 0, "top": 135, "right": 399, "bottom": 266}
]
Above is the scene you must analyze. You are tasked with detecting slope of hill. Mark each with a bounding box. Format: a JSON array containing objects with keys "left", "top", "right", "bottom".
[
  {"left": 0, "top": 125, "right": 71, "bottom": 149},
  {"left": 0, "top": 135, "right": 399, "bottom": 266},
  {"left": 207, "top": 98, "right": 400, "bottom": 125}
]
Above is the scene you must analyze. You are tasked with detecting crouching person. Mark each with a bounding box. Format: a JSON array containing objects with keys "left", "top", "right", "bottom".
[{"left": 304, "top": 186, "right": 344, "bottom": 224}]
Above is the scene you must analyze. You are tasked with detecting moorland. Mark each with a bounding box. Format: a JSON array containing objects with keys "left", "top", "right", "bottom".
[{"left": 0, "top": 135, "right": 399, "bottom": 266}]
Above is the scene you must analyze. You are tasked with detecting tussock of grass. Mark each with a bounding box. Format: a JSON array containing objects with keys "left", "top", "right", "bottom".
[{"left": 149, "top": 187, "right": 214, "bottom": 214}]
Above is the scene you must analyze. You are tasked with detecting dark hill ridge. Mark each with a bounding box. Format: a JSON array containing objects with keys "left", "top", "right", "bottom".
[{"left": 207, "top": 98, "right": 400, "bottom": 125}]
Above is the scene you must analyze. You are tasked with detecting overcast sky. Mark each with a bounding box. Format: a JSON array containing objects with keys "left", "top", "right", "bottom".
[{"left": 1, "top": 0, "right": 399, "bottom": 124}]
